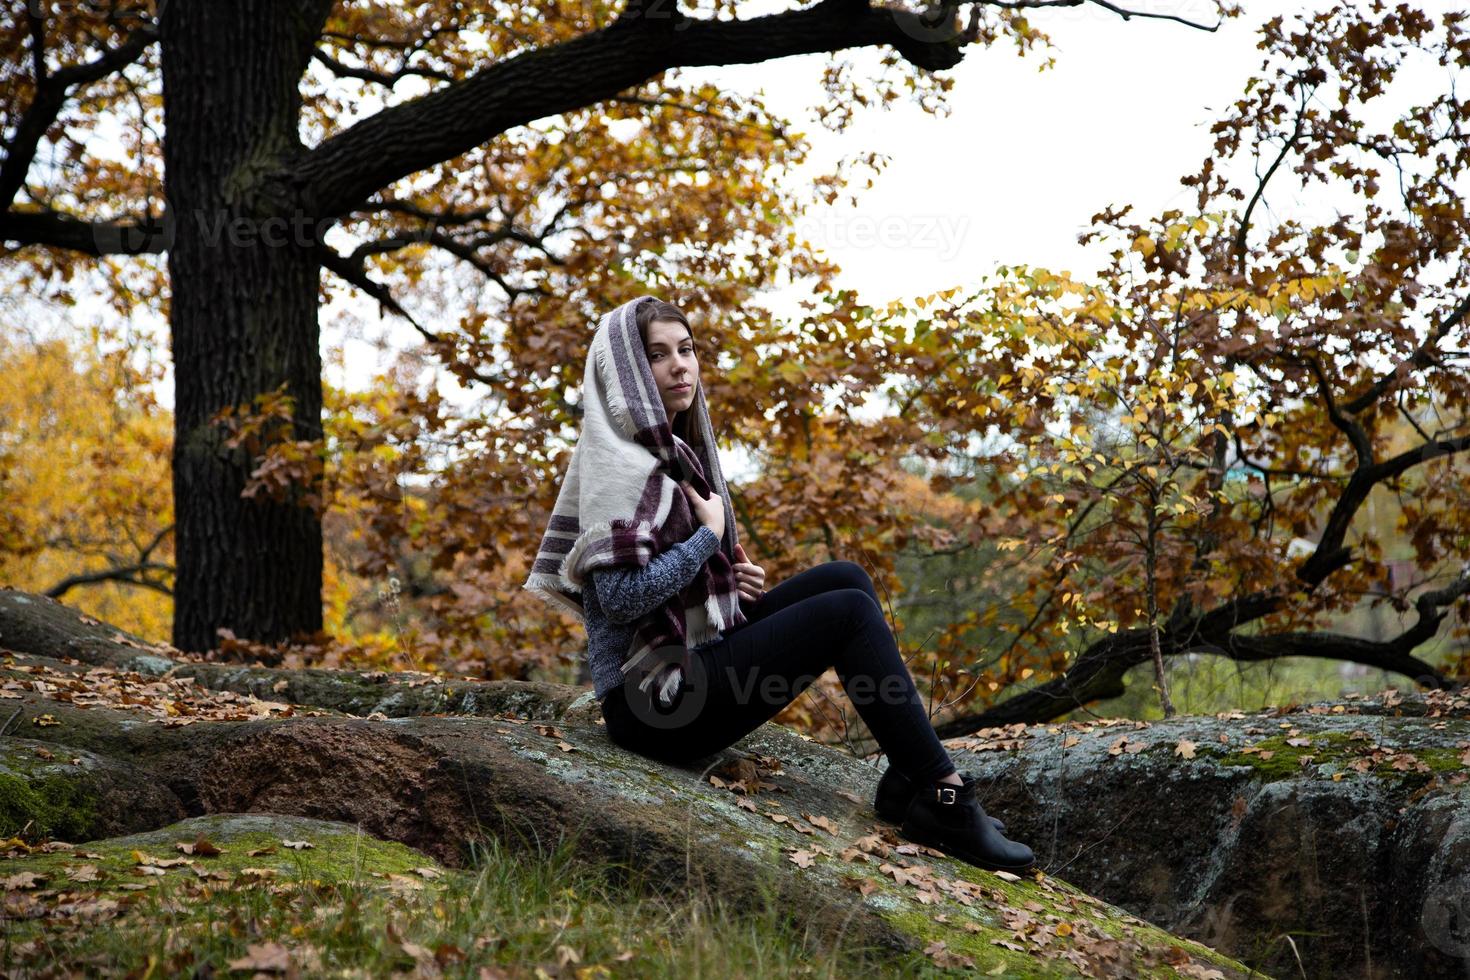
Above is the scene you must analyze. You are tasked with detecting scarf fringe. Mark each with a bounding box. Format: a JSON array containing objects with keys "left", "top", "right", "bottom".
[
  {"left": 592, "top": 339, "right": 633, "bottom": 436},
  {"left": 557, "top": 519, "right": 658, "bottom": 594},
  {"left": 523, "top": 572, "right": 583, "bottom": 617},
  {"left": 685, "top": 590, "right": 729, "bottom": 647}
]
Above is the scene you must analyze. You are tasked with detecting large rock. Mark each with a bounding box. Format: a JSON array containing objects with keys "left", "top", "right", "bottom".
[
  {"left": 0, "top": 673, "right": 1251, "bottom": 976},
  {"left": 0, "top": 737, "right": 187, "bottom": 840},
  {"left": 943, "top": 691, "right": 1470, "bottom": 979}
]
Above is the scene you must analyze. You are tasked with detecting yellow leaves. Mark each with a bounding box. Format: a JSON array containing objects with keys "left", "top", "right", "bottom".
[
  {"left": 0, "top": 335, "right": 173, "bottom": 642},
  {"left": 1131, "top": 234, "right": 1156, "bottom": 258}
]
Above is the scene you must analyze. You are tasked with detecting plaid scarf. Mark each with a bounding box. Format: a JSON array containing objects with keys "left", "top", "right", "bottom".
[{"left": 523, "top": 295, "right": 747, "bottom": 705}]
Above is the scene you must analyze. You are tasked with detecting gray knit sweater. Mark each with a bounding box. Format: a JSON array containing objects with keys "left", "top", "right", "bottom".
[{"left": 583, "top": 524, "right": 725, "bottom": 702}]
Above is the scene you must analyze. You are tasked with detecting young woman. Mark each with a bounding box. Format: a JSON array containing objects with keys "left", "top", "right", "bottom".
[{"left": 525, "top": 295, "right": 1034, "bottom": 873}]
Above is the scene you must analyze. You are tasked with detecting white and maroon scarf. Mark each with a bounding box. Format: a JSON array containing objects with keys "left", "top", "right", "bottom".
[{"left": 523, "top": 295, "right": 747, "bottom": 704}]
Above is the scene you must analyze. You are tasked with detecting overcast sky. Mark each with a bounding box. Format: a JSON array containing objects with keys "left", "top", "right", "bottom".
[{"left": 683, "top": 0, "right": 1267, "bottom": 319}]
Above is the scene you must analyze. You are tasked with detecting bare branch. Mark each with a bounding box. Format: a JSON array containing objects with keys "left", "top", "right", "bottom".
[
  {"left": 44, "top": 562, "right": 175, "bottom": 600},
  {"left": 1343, "top": 293, "right": 1470, "bottom": 414},
  {"left": 1, "top": 23, "right": 158, "bottom": 213},
  {"left": 311, "top": 47, "right": 457, "bottom": 87}
]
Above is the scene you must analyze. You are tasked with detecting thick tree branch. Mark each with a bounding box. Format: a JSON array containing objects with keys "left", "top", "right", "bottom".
[
  {"left": 294, "top": 0, "right": 1219, "bottom": 221},
  {"left": 0, "top": 206, "right": 169, "bottom": 256},
  {"left": 1212, "top": 567, "right": 1468, "bottom": 688},
  {"left": 939, "top": 566, "right": 1467, "bottom": 733}
]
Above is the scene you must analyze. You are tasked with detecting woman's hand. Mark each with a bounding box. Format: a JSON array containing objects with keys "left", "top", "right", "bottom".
[
  {"left": 733, "top": 542, "right": 766, "bottom": 603},
  {"left": 680, "top": 480, "right": 726, "bottom": 541}
]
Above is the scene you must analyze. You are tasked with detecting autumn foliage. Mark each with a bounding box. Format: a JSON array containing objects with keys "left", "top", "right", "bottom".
[{"left": 3, "top": 2, "right": 1466, "bottom": 741}]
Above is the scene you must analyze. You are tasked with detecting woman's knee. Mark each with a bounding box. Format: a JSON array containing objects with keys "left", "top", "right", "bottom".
[
  {"left": 828, "top": 586, "right": 884, "bottom": 627},
  {"left": 827, "top": 560, "right": 876, "bottom": 595}
]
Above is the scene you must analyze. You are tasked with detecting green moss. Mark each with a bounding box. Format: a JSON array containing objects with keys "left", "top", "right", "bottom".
[
  {"left": 881, "top": 905, "right": 1073, "bottom": 977},
  {"left": 0, "top": 771, "right": 100, "bottom": 842},
  {"left": 1204, "top": 729, "right": 1463, "bottom": 785},
  {"left": 2, "top": 813, "right": 447, "bottom": 889},
  {"left": 1417, "top": 747, "right": 1468, "bottom": 773}
]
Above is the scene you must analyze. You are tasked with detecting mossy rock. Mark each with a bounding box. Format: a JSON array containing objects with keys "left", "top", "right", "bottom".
[
  {"left": 943, "top": 702, "right": 1470, "bottom": 979},
  {"left": 1, "top": 812, "right": 453, "bottom": 892},
  {"left": 0, "top": 737, "right": 186, "bottom": 842}
]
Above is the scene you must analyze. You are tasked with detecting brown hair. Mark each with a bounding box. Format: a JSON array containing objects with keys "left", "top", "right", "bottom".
[{"left": 635, "top": 298, "right": 697, "bottom": 444}]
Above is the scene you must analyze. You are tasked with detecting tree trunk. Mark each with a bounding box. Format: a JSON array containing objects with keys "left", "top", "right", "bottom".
[{"left": 159, "top": 0, "right": 334, "bottom": 651}]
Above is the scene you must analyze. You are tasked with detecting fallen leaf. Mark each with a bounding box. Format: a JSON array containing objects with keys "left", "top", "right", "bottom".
[
  {"left": 1174, "top": 739, "right": 1197, "bottom": 760},
  {"left": 787, "top": 849, "right": 817, "bottom": 868},
  {"left": 227, "top": 941, "right": 292, "bottom": 973},
  {"left": 802, "top": 813, "right": 841, "bottom": 835},
  {"left": 2, "top": 871, "right": 46, "bottom": 889},
  {"left": 65, "top": 864, "right": 102, "bottom": 882},
  {"left": 175, "top": 833, "right": 221, "bottom": 857}
]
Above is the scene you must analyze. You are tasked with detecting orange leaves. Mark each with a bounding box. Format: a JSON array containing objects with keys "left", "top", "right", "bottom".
[{"left": 210, "top": 382, "right": 326, "bottom": 515}]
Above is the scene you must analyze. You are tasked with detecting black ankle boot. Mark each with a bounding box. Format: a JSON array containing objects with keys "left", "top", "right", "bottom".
[
  {"left": 900, "top": 776, "right": 1036, "bottom": 873},
  {"left": 875, "top": 765, "right": 1006, "bottom": 834}
]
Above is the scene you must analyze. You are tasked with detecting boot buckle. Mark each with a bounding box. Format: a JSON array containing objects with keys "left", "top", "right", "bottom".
[{"left": 936, "top": 786, "right": 956, "bottom": 805}]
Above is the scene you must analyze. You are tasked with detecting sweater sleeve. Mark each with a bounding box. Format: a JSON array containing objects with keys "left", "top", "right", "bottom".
[{"left": 590, "top": 525, "right": 721, "bottom": 625}]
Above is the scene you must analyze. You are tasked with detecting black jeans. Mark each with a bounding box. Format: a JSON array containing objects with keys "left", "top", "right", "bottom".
[{"left": 600, "top": 560, "right": 958, "bottom": 784}]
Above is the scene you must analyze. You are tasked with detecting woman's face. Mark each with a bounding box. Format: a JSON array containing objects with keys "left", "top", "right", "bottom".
[{"left": 644, "top": 317, "right": 698, "bottom": 419}]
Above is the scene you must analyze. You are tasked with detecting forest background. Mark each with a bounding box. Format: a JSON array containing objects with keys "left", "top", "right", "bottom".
[{"left": 2, "top": 0, "right": 1467, "bottom": 752}]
